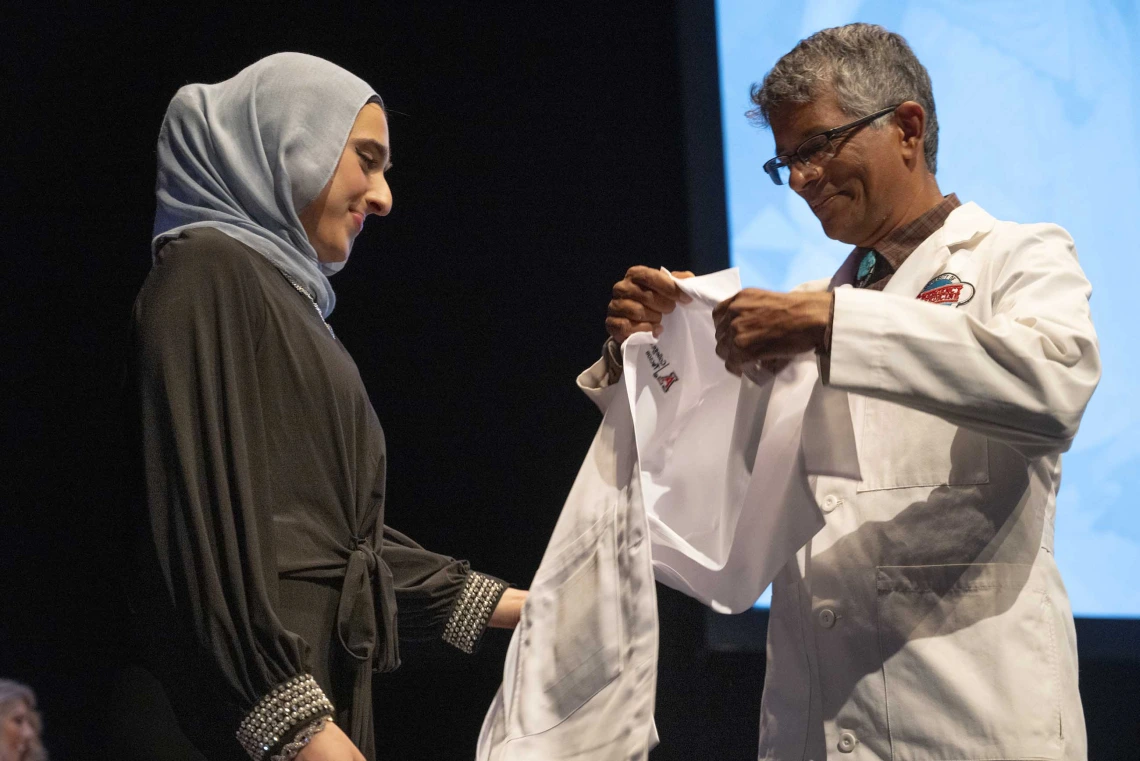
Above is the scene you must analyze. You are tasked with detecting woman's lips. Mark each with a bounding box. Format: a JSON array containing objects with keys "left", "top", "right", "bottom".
[{"left": 350, "top": 211, "right": 365, "bottom": 232}]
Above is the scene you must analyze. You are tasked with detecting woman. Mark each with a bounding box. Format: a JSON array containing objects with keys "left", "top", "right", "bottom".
[
  {"left": 122, "top": 53, "right": 525, "bottom": 761},
  {"left": 0, "top": 681, "right": 46, "bottom": 761}
]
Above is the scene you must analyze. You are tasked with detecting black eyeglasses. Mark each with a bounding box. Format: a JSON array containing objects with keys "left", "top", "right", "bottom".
[{"left": 763, "top": 103, "right": 902, "bottom": 186}]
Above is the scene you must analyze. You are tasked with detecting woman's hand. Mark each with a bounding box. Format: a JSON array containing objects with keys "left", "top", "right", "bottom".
[
  {"left": 296, "top": 720, "right": 366, "bottom": 761},
  {"left": 488, "top": 588, "right": 528, "bottom": 629}
]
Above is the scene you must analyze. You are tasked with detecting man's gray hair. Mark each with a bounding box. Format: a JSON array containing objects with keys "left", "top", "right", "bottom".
[{"left": 749, "top": 23, "right": 939, "bottom": 174}]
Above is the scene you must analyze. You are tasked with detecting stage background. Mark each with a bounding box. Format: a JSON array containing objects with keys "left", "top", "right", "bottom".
[{"left": 2, "top": 2, "right": 1136, "bottom": 759}]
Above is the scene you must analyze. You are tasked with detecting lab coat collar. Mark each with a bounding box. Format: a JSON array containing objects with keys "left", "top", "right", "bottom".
[
  {"left": 882, "top": 201, "right": 995, "bottom": 300},
  {"left": 829, "top": 202, "right": 995, "bottom": 292},
  {"left": 940, "top": 201, "right": 996, "bottom": 247},
  {"left": 811, "top": 203, "right": 996, "bottom": 485}
]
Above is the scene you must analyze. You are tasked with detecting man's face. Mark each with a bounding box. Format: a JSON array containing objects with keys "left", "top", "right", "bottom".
[{"left": 769, "top": 89, "right": 908, "bottom": 247}]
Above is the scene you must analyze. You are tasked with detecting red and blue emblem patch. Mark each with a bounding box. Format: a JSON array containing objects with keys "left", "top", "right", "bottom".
[
  {"left": 917, "top": 273, "right": 975, "bottom": 307},
  {"left": 645, "top": 345, "right": 679, "bottom": 393}
]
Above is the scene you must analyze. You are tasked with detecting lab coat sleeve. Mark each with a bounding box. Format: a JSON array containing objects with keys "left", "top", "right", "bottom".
[
  {"left": 577, "top": 356, "right": 623, "bottom": 413},
  {"left": 828, "top": 224, "right": 1101, "bottom": 457}
]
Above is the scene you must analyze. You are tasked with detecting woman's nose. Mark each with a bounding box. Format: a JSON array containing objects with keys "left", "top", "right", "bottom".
[{"left": 365, "top": 176, "right": 392, "bottom": 217}]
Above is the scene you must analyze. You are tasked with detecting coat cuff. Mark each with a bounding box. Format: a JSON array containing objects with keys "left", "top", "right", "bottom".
[
  {"left": 577, "top": 345, "right": 624, "bottom": 413},
  {"left": 236, "top": 674, "right": 335, "bottom": 761},
  {"left": 816, "top": 291, "right": 836, "bottom": 385},
  {"left": 441, "top": 571, "right": 509, "bottom": 654},
  {"left": 827, "top": 286, "right": 891, "bottom": 392}
]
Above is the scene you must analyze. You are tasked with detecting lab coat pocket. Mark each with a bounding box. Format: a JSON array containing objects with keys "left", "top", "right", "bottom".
[
  {"left": 876, "top": 563, "right": 1062, "bottom": 761},
  {"left": 857, "top": 400, "right": 989, "bottom": 492},
  {"left": 508, "top": 506, "right": 623, "bottom": 737}
]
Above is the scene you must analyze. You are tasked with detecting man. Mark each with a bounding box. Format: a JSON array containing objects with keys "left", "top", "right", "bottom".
[{"left": 595, "top": 23, "right": 1099, "bottom": 761}]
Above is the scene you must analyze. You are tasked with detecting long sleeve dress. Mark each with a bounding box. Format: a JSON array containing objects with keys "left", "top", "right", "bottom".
[{"left": 123, "top": 227, "right": 507, "bottom": 761}]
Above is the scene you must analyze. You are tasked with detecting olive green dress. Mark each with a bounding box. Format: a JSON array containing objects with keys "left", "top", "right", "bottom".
[{"left": 123, "top": 228, "right": 503, "bottom": 760}]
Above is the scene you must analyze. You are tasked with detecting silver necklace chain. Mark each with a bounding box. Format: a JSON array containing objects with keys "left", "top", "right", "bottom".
[{"left": 278, "top": 270, "right": 336, "bottom": 339}]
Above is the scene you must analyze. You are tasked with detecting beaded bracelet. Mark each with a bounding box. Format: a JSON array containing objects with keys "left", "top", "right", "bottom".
[
  {"left": 236, "top": 674, "right": 335, "bottom": 761},
  {"left": 270, "top": 716, "right": 331, "bottom": 761},
  {"left": 442, "top": 572, "right": 509, "bottom": 655}
]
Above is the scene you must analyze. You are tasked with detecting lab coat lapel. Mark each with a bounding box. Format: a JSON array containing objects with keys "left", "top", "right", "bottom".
[
  {"left": 881, "top": 201, "right": 996, "bottom": 299},
  {"left": 799, "top": 204, "right": 995, "bottom": 490}
]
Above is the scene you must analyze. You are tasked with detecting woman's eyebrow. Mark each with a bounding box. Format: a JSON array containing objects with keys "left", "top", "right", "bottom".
[{"left": 355, "top": 138, "right": 392, "bottom": 170}]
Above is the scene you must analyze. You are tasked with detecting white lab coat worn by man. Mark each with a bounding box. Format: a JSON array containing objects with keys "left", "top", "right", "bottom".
[{"left": 662, "top": 201, "right": 1098, "bottom": 761}]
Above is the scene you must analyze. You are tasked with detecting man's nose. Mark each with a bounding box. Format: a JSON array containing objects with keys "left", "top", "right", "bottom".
[{"left": 787, "top": 161, "right": 818, "bottom": 193}]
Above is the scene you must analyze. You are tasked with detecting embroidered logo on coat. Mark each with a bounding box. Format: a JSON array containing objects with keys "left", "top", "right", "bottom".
[
  {"left": 917, "top": 273, "right": 975, "bottom": 307},
  {"left": 645, "top": 345, "right": 679, "bottom": 393}
]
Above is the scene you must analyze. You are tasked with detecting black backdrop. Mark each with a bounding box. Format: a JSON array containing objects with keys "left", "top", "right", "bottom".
[
  {"left": 3, "top": 3, "right": 1136, "bottom": 760},
  {"left": 4, "top": 3, "right": 716, "bottom": 758}
]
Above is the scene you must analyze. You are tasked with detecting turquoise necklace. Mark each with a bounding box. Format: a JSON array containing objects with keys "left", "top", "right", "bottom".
[{"left": 856, "top": 250, "right": 878, "bottom": 288}]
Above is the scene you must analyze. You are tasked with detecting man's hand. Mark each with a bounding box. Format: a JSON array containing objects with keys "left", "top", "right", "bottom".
[
  {"left": 489, "top": 588, "right": 528, "bottom": 629},
  {"left": 296, "top": 720, "right": 366, "bottom": 761},
  {"left": 606, "top": 266, "right": 694, "bottom": 344},
  {"left": 713, "top": 289, "right": 833, "bottom": 374}
]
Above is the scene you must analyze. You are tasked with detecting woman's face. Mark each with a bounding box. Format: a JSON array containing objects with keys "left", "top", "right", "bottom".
[
  {"left": 1, "top": 701, "right": 35, "bottom": 760},
  {"left": 299, "top": 102, "right": 393, "bottom": 266}
]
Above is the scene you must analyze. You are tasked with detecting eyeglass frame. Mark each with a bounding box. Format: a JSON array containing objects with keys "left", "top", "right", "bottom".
[{"left": 762, "top": 103, "right": 903, "bottom": 186}]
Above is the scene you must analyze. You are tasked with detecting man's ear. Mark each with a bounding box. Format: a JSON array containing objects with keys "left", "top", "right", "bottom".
[{"left": 895, "top": 101, "right": 926, "bottom": 162}]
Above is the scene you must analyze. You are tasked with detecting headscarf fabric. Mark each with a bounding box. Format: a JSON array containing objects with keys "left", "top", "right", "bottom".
[{"left": 153, "top": 52, "right": 382, "bottom": 317}]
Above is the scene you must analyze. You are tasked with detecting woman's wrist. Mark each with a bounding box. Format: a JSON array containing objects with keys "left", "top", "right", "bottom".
[
  {"left": 271, "top": 716, "right": 331, "bottom": 761},
  {"left": 489, "top": 588, "right": 528, "bottom": 629}
]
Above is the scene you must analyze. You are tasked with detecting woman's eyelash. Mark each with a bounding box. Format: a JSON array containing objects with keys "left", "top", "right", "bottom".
[{"left": 356, "top": 150, "right": 378, "bottom": 169}]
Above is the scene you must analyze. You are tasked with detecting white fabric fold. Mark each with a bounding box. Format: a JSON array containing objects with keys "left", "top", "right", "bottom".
[{"left": 478, "top": 266, "right": 862, "bottom": 756}]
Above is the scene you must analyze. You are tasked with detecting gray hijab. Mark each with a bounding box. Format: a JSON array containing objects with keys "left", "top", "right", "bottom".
[{"left": 152, "top": 52, "right": 382, "bottom": 317}]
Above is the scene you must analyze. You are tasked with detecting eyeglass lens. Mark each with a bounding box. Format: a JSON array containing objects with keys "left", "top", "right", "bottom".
[{"left": 768, "top": 134, "right": 833, "bottom": 185}]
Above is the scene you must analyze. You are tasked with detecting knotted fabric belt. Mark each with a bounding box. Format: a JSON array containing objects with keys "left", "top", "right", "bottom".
[
  {"left": 281, "top": 535, "right": 399, "bottom": 759},
  {"left": 334, "top": 537, "right": 399, "bottom": 755}
]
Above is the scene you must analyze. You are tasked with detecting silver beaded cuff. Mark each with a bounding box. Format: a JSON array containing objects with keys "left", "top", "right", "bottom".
[
  {"left": 236, "top": 674, "right": 335, "bottom": 761},
  {"left": 442, "top": 572, "right": 509, "bottom": 654}
]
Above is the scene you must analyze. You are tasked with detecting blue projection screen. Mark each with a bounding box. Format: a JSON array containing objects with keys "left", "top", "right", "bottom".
[{"left": 715, "top": 0, "right": 1140, "bottom": 617}]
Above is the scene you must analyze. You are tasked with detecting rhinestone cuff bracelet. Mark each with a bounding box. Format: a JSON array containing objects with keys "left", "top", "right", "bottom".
[
  {"left": 442, "top": 572, "right": 509, "bottom": 655},
  {"left": 269, "top": 716, "right": 330, "bottom": 761},
  {"left": 236, "top": 674, "right": 335, "bottom": 761}
]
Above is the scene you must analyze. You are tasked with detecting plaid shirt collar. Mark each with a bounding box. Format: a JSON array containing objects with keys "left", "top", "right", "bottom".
[{"left": 862, "top": 192, "right": 961, "bottom": 272}]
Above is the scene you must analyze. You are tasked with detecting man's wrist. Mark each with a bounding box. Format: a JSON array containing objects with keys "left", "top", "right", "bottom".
[
  {"left": 603, "top": 336, "right": 624, "bottom": 384},
  {"left": 816, "top": 292, "right": 835, "bottom": 354}
]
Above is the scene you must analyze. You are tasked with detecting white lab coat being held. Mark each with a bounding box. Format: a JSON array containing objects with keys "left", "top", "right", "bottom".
[
  {"left": 480, "top": 201, "right": 1100, "bottom": 761},
  {"left": 476, "top": 268, "right": 751, "bottom": 760}
]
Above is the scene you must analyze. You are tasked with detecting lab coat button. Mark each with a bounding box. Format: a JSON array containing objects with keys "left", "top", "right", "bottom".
[
  {"left": 837, "top": 732, "right": 857, "bottom": 753},
  {"left": 818, "top": 608, "right": 837, "bottom": 629},
  {"left": 821, "top": 494, "right": 841, "bottom": 513}
]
